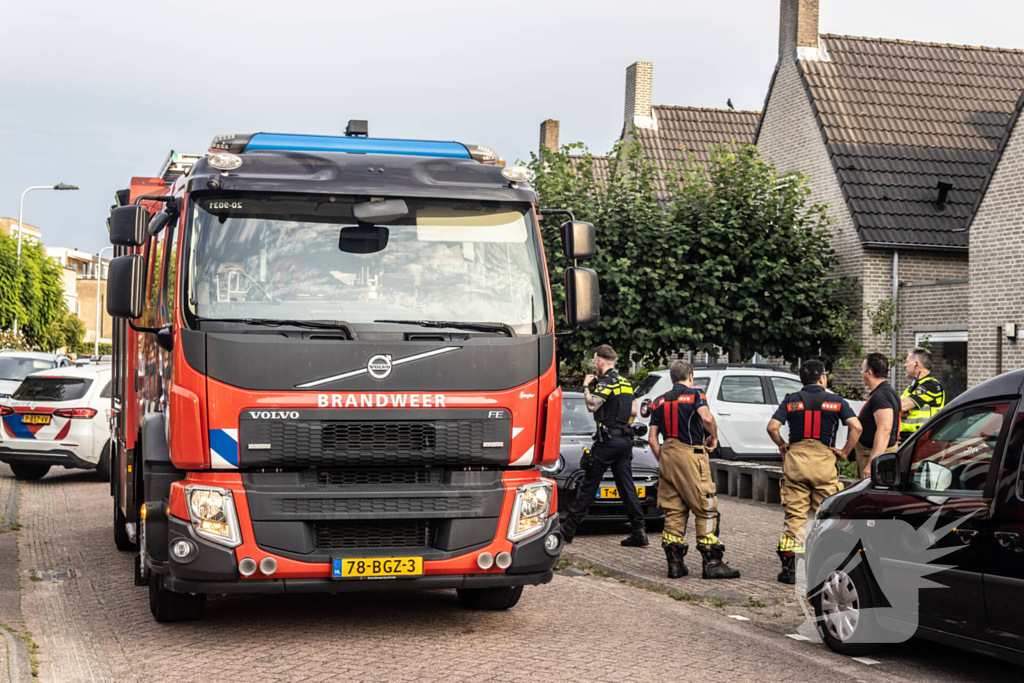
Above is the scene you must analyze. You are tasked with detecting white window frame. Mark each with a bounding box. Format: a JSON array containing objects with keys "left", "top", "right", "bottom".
[{"left": 915, "top": 331, "right": 968, "bottom": 344}]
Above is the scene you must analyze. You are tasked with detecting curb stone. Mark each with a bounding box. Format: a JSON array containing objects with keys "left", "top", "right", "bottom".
[
  {"left": 0, "top": 628, "right": 30, "bottom": 683},
  {"left": 561, "top": 548, "right": 784, "bottom": 605}
]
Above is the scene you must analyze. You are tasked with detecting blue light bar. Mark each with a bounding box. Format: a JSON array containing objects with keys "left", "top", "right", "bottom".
[{"left": 244, "top": 133, "right": 472, "bottom": 159}]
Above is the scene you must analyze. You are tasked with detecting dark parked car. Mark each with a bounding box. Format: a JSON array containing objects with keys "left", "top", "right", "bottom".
[
  {"left": 805, "top": 369, "right": 1024, "bottom": 664},
  {"left": 543, "top": 392, "right": 663, "bottom": 527}
]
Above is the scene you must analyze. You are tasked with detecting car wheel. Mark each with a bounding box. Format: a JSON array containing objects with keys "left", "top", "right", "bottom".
[
  {"left": 10, "top": 463, "right": 50, "bottom": 480},
  {"left": 113, "top": 498, "right": 135, "bottom": 552},
  {"left": 149, "top": 574, "right": 206, "bottom": 622},
  {"left": 456, "top": 585, "right": 524, "bottom": 610},
  {"left": 810, "top": 552, "right": 881, "bottom": 657},
  {"left": 96, "top": 441, "right": 111, "bottom": 483}
]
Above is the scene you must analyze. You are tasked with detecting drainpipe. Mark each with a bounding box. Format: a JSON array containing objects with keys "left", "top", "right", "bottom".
[{"left": 890, "top": 250, "right": 899, "bottom": 384}]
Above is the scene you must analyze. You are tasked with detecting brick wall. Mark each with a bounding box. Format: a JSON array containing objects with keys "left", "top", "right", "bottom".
[
  {"left": 895, "top": 279, "right": 969, "bottom": 393},
  {"left": 624, "top": 62, "right": 654, "bottom": 130},
  {"left": 778, "top": 0, "right": 819, "bottom": 57},
  {"left": 968, "top": 110, "right": 1024, "bottom": 386},
  {"left": 539, "top": 119, "right": 560, "bottom": 156}
]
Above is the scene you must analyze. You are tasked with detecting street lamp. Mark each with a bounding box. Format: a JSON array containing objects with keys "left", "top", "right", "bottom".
[
  {"left": 94, "top": 246, "right": 113, "bottom": 356},
  {"left": 13, "top": 183, "right": 79, "bottom": 335}
]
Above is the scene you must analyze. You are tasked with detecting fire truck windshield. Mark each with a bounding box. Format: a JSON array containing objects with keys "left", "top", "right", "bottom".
[{"left": 184, "top": 194, "right": 549, "bottom": 335}]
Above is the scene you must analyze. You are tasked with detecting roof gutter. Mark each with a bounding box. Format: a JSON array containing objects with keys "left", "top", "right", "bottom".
[{"left": 861, "top": 241, "right": 968, "bottom": 252}]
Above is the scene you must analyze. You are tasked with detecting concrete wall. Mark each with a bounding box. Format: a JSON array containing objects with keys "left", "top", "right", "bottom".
[{"left": 75, "top": 278, "right": 113, "bottom": 345}]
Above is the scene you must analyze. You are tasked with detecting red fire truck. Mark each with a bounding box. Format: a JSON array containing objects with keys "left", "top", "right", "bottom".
[{"left": 105, "top": 125, "right": 599, "bottom": 621}]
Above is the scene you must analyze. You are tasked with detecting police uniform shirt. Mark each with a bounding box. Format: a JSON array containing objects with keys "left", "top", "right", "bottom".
[
  {"left": 591, "top": 369, "right": 633, "bottom": 427},
  {"left": 902, "top": 376, "right": 944, "bottom": 420},
  {"left": 771, "top": 385, "right": 856, "bottom": 449},
  {"left": 649, "top": 384, "right": 708, "bottom": 446},
  {"left": 858, "top": 380, "right": 901, "bottom": 449}
]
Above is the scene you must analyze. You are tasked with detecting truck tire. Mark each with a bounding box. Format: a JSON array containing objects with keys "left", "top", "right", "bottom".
[
  {"left": 456, "top": 585, "right": 523, "bottom": 610},
  {"left": 113, "top": 498, "right": 135, "bottom": 552},
  {"left": 148, "top": 575, "right": 206, "bottom": 622},
  {"left": 96, "top": 441, "right": 111, "bottom": 483},
  {"left": 810, "top": 552, "right": 881, "bottom": 657},
  {"left": 10, "top": 464, "right": 50, "bottom": 480}
]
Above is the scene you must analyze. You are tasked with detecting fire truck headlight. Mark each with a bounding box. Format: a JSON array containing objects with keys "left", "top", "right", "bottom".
[
  {"left": 185, "top": 485, "right": 242, "bottom": 548},
  {"left": 507, "top": 482, "right": 552, "bottom": 543}
]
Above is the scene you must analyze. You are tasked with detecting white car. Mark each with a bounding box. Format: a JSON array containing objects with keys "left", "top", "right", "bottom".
[
  {"left": 635, "top": 364, "right": 864, "bottom": 461},
  {"left": 0, "top": 365, "right": 112, "bottom": 480},
  {"left": 0, "top": 350, "right": 72, "bottom": 399}
]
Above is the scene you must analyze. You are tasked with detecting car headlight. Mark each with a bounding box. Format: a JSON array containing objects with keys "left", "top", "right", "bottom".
[
  {"left": 507, "top": 481, "right": 553, "bottom": 542},
  {"left": 540, "top": 455, "right": 564, "bottom": 475},
  {"left": 185, "top": 485, "right": 242, "bottom": 548}
]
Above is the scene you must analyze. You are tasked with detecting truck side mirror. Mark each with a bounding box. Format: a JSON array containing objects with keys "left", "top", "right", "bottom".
[
  {"left": 871, "top": 452, "right": 901, "bottom": 488},
  {"left": 560, "top": 220, "right": 596, "bottom": 260},
  {"left": 109, "top": 205, "right": 149, "bottom": 247},
  {"left": 564, "top": 267, "right": 599, "bottom": 327},
  {"left": 106, "top": 255, "right": 146, "bottom": 319}
]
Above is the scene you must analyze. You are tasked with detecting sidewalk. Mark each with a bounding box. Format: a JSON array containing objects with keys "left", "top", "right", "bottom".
[{"left": 563, "top": 495, "right": 795, "bottom": 605}]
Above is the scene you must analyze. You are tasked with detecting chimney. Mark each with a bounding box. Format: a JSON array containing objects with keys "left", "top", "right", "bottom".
[
  {"left": 539, "top": 119, "right": 560, "bottom": 157},
  {"left": 779, "top": 0, "right": 823, "bottom": 61},
  {"left": 624, "top": 62, "right": 657, "bottom": 132}
]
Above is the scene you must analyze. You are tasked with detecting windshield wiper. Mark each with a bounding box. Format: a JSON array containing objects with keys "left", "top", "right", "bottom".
[
  {"left": 374, "top": 319, "right": 514, "bottom": 337},
  {"left": 198, "top": 318, "right": 354, "bottom": 335}
]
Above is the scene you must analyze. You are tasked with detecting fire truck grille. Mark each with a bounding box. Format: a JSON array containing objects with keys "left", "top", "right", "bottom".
[
  {"left": 310, "top": 469, "right": 441, "bottom": 486},
  {"left": 240, "top": 416, "right": 510, "bottom": 467},
  {"left": 313, "top": 520, "right": 433, "bottom": 549}
]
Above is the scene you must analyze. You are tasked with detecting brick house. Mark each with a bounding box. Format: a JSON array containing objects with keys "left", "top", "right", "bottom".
[
  {"left": 540, "top": 62, "right": 759, "bottom": 201},
  {"left": 757, "top": 0, "right": 1024, "bottom": 397}
]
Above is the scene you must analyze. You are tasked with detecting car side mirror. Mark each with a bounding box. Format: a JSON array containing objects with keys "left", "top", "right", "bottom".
[
  {"left": 560, "top": 220, "right": 596, "bottom": 260},
  {"left": 564, "top": 267, "right": 599, "bottom": 327},
  {"left": 106, "top": 255, "right": 146, "bottom": 319},
  {"left": 109, "top": 205, "right": 149, "bottom": 247},
  {"left": 871, "top": 452, "right": 901, "bottom": 488}
]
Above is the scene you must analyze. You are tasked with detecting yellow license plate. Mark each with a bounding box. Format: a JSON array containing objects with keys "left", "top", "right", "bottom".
[
  {"left": 333, "top": 556, "right": 423, "bottom": 579},
  {"left": 21, "top": 414, "right": 51, "bottom": 425},
  {"left": 598, "top": 486, "right": 645, "bottom": 499}
]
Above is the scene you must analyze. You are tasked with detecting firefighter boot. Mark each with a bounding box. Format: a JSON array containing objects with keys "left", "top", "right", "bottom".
[
  {"left": 777, "top": 550, "right": 797, "bottom": 585},
  {"left": 621, "top": 525, "right": 649, "bottom": 547},
  {"left": 663, "top": 543, "right": 689, "bottom": 579},
  {"left": 697, "top": 543, "right": 741, "bottom": 580}
]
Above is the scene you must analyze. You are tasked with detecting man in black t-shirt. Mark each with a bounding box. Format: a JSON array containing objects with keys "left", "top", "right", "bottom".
[{"left": 855, "top": 353, "right": 901, "bottom": 478}]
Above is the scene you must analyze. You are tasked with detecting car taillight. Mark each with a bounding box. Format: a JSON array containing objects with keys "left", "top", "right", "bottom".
[
  {"left": 0, "top": 406, "right": 12, "bottom": 416},
  {"left": 53, "top": 408, "right": 98, "bottom": 419}
]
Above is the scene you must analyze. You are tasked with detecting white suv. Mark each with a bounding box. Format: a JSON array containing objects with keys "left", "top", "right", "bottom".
[
  {"left": 0, "top": 365, "right": 112, "bottom": 480},
  {"left": 635, "top": 364, "right": 861, "bottom": 461}
]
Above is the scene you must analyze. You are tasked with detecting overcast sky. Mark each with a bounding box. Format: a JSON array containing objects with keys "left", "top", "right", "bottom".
[{"left": 3, "top": 0, "right": 1024, "bottom": 254}]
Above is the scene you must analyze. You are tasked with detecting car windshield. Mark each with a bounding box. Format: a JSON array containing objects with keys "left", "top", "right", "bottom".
[
  {"left": 0, "top": 358, "right": 55, "bottom": 382},
  {"left": 185, "top": 194, "right": 548, "bottom": 335},
  {"left": 562, "top": 397, "right": 596, "bottom": 435}
]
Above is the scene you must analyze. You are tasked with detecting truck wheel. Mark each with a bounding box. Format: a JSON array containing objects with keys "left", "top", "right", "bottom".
[
  {"left": 456, "top": 585, "right": 523, "bottom": 610},
  {"left": 810, "top": 552, "right": 881, "bottom": 657},
  {"left": 149, "top": 575, "right": 206, "bottom": 622},
  {"left": 113, "top": 498, "right": 135, "bottom": 552},
  {"left": 96, "top": 441, "right": 111, "bottom": 483},
  {"left": 10, "top": 464, "right": 50, "bottom": 480}
]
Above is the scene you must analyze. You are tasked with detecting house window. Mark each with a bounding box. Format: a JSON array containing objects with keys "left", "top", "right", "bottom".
[{"left": 915, "top": 331, "right": 967, "bottom": 401}]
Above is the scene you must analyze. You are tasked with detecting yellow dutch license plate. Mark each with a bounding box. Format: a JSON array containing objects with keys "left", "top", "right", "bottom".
[
  {"left": 333, "top": 556, "right": 423, "bottom": 579},
  {"left": 21, "top": 414, "right": 51, "bottom": 425},
  {"left": 598, "top": 486, "right": 646, "bottom": 499}
]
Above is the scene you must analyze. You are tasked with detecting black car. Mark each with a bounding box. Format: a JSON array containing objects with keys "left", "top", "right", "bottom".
[
  {"left": 805, "top": 369, "right": 1024, "bottom": 664},
  {"left": 543, "top": 392, "right": 663, "bottom": 527}
]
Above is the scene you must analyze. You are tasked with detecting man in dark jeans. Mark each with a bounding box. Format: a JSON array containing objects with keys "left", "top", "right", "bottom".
[
  {"left": 561, "top": 344, "right": 648, "bottom": 548},
  {"left": 855, "top": 353, "right": 901, "bottom": 478}
]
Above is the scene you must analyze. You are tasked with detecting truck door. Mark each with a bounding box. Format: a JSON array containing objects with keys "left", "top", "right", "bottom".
[
  {"left": 884, "top": 400, "right": 1012, "bottom": 631},
  {"left": 982, "top": 409, "right": 1024, "bottom": 649}
]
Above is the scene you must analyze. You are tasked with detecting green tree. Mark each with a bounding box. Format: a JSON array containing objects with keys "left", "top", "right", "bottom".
[{"left": 0, "top": 231, "right": 72, "bottom": 351}]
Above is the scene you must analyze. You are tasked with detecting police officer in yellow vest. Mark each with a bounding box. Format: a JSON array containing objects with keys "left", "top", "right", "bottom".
[{"left": 899, "top": 347, "right": 945, "bottom": 442}]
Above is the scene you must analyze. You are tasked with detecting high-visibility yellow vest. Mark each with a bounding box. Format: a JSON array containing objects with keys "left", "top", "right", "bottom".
[{"left": 900, "top": 374, "right": 945, "bottom": 435}]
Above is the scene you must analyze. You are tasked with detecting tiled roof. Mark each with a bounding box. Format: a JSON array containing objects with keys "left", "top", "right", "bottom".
[
  {"left": 567, "top": 154, "right": 610, "bottom": 185},
  {"left": 798, "top": 34, "right": 1024, "bottom": 249},
  {"left": 634, "top": 106, "right": 760, "bottom": 199}
]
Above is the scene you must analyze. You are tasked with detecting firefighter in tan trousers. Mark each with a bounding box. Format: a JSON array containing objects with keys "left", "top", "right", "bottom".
[
  {"left": 767, "top": 360, "right": 862, "bottom": 584},
  {"left": 647, "top": 360, "right": 740, "bottom": 580}
]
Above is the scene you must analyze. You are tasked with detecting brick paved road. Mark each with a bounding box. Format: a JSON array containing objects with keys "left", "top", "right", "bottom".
[{"left": 3, "top": 464, "right": 1021, "bottom": 683}]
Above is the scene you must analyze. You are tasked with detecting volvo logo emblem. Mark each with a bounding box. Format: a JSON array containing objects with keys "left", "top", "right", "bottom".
[{"left": 367, "top": 354, "right": 393, "bottom": 380}]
